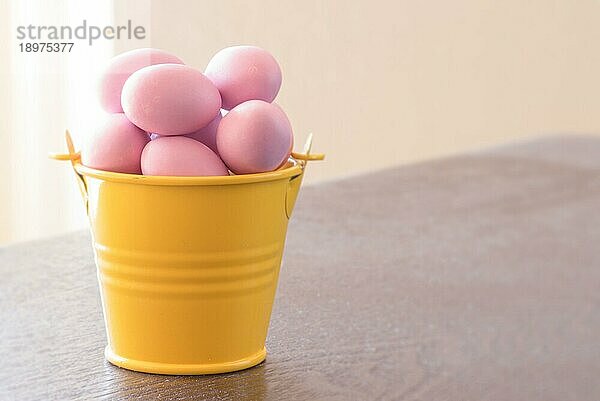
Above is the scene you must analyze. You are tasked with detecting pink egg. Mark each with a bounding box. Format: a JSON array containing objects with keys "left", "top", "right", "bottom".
[
  {"left": 122, "top": 64, "right": 221, "bottom": 136},
  {"left": 98, "top": 48, "right": 184, "bottom": 113},
  {"left": 276, "top": 141, "right": 294, "bottom": 169},
  {"left": 81, "top": 114, "right": 149, "bottom": 174},
  {"left": 149, "top": 110, "right": 223, "bottom": 154},
  {"left": 217, "top": 100, "right": 293, "bottom": 174},
  {"left": 182, "top": 111, "right": 222, "bottom": 154},
  {"left": 205, "top": 46, "right": 282, "bottom": 110},
  {"left": 141, "top": 136, "right": 228, "bottom": 176}
]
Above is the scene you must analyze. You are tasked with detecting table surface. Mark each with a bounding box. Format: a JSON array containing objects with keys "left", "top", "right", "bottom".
[{"left": 2, "top": 135, "right": 600, "bottom": 401}]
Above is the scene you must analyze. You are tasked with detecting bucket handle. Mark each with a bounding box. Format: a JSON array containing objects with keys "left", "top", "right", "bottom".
[
  {"left": 285, "top": 133, "right": 325, "bottom": 218},
  {"left": 50, "top": 131, "right": 324, "bottom": 219},
  {"left": 49, "top": 130, "right": 89, "bottom": 213},
  {"left": 291, "top": 133, "right": 325, "bottom": 165}
]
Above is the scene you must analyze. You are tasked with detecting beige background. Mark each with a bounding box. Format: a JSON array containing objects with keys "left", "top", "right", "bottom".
[{"left": 2, "top": 0, "right": 600, "bottom": 244}]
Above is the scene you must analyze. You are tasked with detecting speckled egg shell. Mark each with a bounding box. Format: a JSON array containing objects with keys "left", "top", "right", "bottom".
[
  {"left": 122, "top": 64, "right": 222, "bottom": 136},
  {"left": 98, "top": 48, "right": 184, "bottom": 113},
  {"left": 205, "top": 46, "right": 282, "bottom": 110},
  {"left": 216, "top": 100, "right": 293, "bottom": 174},
  {"left": 81, "top": 114, "right": 149, "bottom": 174},
  {"left": 141, "top": 136, "right": 228, "bottom": 176}
]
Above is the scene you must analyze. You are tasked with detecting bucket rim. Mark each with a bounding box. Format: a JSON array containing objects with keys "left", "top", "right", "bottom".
[{"left": 73, "top": 159, "right": 304, "bottom": 186}]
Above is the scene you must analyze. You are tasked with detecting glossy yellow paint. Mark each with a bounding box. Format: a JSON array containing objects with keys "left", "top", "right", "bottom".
[{"left": 52, "top": 131, "right": 323, "bottom": 374}]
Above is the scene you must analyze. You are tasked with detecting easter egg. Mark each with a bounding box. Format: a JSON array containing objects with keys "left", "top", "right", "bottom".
[
  {"left": 122, "top": 64, "right": 221, "bottom": 136},
  {"left": 81, "top": 113, "right": 149, "bottom": 174},
  {"left": 151, "top": 111, "right": 223, "bottom": 154},
  {"left": 98, "top": 48, "right": 184, "bottom": 113},
  {"left": 183, "top": 111, "right": 223, "bottom": 154},
  {"left": 205, "top": 46, "right": 282, "bottom": 110},
  {"left": 217, "top": 100, "right": 293, "bottom": 174},
  {"left": 141, "top": 136, "right": 228, "bottom": 176}
]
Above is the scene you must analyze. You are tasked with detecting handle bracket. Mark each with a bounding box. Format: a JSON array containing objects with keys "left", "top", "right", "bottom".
[
  {"left": 285, "top": 133, "right": 325, "bottom": 218},
  {"left": 290, "top": 133, "right": 325, "bottom": 168},
  {"left": 49, "top": 130, "right": 88, "bottom": 213}
]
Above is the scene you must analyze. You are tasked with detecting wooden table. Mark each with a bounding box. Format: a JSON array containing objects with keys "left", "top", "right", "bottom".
[{"left": 2, "top": 136, "right": 599, "bottom": 400}]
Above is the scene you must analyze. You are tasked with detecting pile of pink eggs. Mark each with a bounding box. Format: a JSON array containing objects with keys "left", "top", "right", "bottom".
[{"left": 83, "top": 46, "right": 293, "bottom": 176}]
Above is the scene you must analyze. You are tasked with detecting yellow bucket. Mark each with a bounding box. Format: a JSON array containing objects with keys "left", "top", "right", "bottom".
[{"left": 52, "top": 131, "right": 323, "bottom": 375}]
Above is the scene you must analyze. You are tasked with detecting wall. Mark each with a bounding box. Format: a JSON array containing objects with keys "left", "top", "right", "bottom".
[
  {"left": 119, "top": 0, "right": 600, "bottom": 183},
  {"left": 0, "top": 0, "right": 113, "bottom": 244},
  {"left": 2, "top": 0, "right": 600, "bottom": 244}
]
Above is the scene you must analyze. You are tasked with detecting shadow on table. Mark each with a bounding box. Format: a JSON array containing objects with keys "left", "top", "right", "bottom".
[{"left": 103, "top": 361, "right": 270, "bottom": 400}]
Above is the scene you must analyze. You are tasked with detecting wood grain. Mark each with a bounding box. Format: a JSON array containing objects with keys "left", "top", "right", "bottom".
[{"left": 1, "top": 135, "right": 600, "bottom": 400}]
